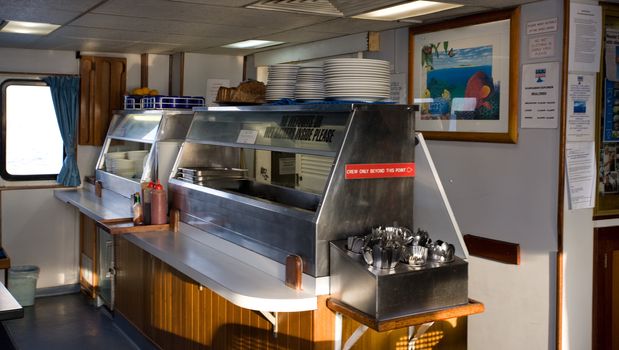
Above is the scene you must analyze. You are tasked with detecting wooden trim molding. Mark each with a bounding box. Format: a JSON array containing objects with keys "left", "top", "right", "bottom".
[
  {"left": 140, "top": 53, "right": 148, "bottom": 88},
  {"left": 556, "top": 1, "right": 570, "bottom": 349},
  {"left": 463, "top": 234, "right": 520, "bottom": 265},
  {"left": 326, "top": 298, "right": 484, "bottom": 333}
]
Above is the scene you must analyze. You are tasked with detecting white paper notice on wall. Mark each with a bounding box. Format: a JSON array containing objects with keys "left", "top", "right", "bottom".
[
  {"left": 236, "top": 130, "right": 258, "bottom": 144},
  {"left": 528, "top": 35, "right": 555, "bottom": 59},
  {"left": 390, "top": 73, "right": 407, "bottom": 104},
  {"left": 526, "top": 17, "right": 558, "bottom": 35},
  {"left": 566, "top": 73, "right": 596, "bottom": 141},
  {"left": 605, "top": 29, "right": 619, "bottom": 81},
  {"left": 206, "top": 78, "right": 230, "bottom": 106},
  {"left": 566, "top": 141, "right": 596, "bottom": 210},
  {"left": 568, "top": 3, "right": 602, "bottom": 72},
  {"left": 521, "top": 62, "right": 559, "bottom": 128}
]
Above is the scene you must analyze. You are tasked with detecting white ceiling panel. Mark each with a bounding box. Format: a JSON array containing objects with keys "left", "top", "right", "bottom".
[
  {"left": 28, "top": 36, "right": 134, "bottom": 52},
  {"left": 410, "top": 6, "right": 492, "bottom": 25},
  {"left": 93, "top": 0, "right": 331, "bottom": 29},
  {"left": 450, "top": 0, "right": 537, "bottom": 7},
  {"left": 0, "top": 5, "right": 80, "bottom": 24},
  {"left": 301, "top": 18, "right": 408, "bottom": 34},
  {"left": 54, "top": 26, "right": 217, "bottom": 45},
  {"left": 168, "top": 0, "right": 257, "bottom": 6},
  {"left": 0, "top": 0, "right": 101, "bottom": 12},
  {"left": 0, "top": 32, "right": 41, "bottom": 48},
  {"left": 0, "top": 0, "right": 535, "bottom": 55},
  {"left": 71, "top": 14, "right": 276, "bottom": 38},
  {"left": 259, "top": 30, "right": 342, "bottom": 44}
]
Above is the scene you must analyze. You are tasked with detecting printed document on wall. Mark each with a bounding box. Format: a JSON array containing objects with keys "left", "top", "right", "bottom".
[
  {"left": 568, "top": 3, "right": 602, "bottom": 72},
  {"left": 521, "top": 62, "right": 559, "bottom": 128},
  {"left": 566, "top": 141, "right": 596, "bottom": 209},
  {"left": 606, "top": 28, "right": 619, "bottom": 81},
  {"left": 567, "top": 73, "right": 595, "bottom": 141}
]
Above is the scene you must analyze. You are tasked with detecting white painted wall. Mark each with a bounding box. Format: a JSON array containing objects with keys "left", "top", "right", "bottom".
[
  {"left": 182, "top": 52, "right": 244, "bottom": 96},
  {"left": 0, "top": 48, "right": 168, "bottom": 289},
  {"left": 148, "top": 54, "right": 170, "bottom": 95}
]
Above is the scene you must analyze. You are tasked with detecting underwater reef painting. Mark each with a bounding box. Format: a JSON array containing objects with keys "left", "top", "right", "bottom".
[{"left": 420, "top": 44, "right": 500, "bottom": 121}]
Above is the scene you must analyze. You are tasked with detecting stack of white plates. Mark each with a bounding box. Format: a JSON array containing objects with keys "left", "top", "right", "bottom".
[
  {"left": 127, "top": 150, "right": 148, "bottom": 178},
  {"left": 295, "top": 66, "right": 324, "bottom": 101},
  {"left": 104, "top": 152, "right": 127, "bottom": 172},
  {"left": 324, "top": 58, "right": 391, "bottom": 102},
  {"left": 110, "top": 159, "right": 135, "bottom": 178},
  {"left": 266, "top": 64, "right": 299, "bottom": 101}
]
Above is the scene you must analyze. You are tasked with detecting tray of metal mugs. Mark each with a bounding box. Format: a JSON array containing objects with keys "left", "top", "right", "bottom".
[
  {"left": 345, "top": 225, "right": 455, "bottom": 270},
  {"left": 176, "top": 167, "right": 248, "bottom": 185}
]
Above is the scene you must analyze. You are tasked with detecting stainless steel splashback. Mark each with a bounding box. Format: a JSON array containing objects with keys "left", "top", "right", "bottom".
[{"left": 169, "top": 104, "right": 415, "bottom": 277}]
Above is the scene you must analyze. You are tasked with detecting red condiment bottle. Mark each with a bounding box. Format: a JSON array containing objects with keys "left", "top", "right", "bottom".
[
  {"left": 150, "top": 181, "right": 167, "bottom": 225},
  {"left": 142, "top": 181, "right": 155, "bottom": 225}
]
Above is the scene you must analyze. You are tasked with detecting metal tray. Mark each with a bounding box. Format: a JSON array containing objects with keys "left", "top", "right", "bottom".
[
  {"left": 178, "top": 167, "right": 248, "bottom": 177},
  {"left": 179, "top": 172, "right": 244, "bottom": 182}
]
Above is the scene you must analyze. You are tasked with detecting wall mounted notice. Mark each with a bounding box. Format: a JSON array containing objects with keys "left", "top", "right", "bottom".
[
  {"left": 528, "top": 35, "right": 555, "bottom": 59},
  {"left": 568, "top": 3, "right": 602, "bottom": 72},
  {"left": 521, "top": 62, "right": 559, "bottom": 128},
  {"left": 605, "top": 28, "right": 619, "bottom": 81},
  {"left": 345, "top": 163, "right": 415, "bottom": 180},
  {"left": 526, "top": 17, "right": 558, "bottom": 35},
  {"left": 236, "top": 129, "right": 258, "bottom": 144},
  {"left": 566, "top": 141, "right": 596, "bottom": 209},
  {"left": 567, "top": 73, "right": 595, "bottom": 141}
]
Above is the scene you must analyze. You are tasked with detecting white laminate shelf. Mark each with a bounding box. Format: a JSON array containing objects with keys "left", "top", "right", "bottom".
[
  {"left": 125, "top": 227, "right": 318, "bottom": 313},
  {"left": 54, "top": 187, "right": 132, "bottom": 221}
]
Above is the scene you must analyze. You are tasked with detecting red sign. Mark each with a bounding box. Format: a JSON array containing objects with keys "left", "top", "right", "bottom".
[{"left": 345, "top": 162, "right": 415, "bottom": 180}]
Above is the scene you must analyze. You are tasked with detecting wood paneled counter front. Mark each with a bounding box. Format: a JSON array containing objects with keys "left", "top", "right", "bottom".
[
  {"left": 115, "top": 225, "right": 473, "bottom": 350},
  {"left": 116, "top": 235, "right": 472, "bottom": 350}
]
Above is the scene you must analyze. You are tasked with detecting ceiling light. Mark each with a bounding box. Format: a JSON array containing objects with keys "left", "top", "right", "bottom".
[
  {"left": 353, "top": 1, "right": 463, "bottom": 21},
  {"left": 222, "top": 40, "right": 284, "bottom": 49},
  {"left": 0, "top": 20, "right": 60, "bottom": 35}
]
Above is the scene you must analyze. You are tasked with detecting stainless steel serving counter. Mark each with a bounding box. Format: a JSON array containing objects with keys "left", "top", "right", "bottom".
[
  {"left": 54, "top": 185, "right": 132, "bottom": 221},
  {"left": 54, "top": 186, "right": 324, "bottom": 312},
  {"left": 125, "top": 222, "right": 322, "bottom": 312}
]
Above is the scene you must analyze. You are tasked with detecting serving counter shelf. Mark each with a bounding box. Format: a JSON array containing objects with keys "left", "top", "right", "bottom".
[
  {"left": 327, "top": 298, "right": 484, "bottom": 350},
  {"left": 54, "top": 185, "right": 132, "bottom": 221},
  {"left": 124, "top": 222, "right": 320, "bottom": 312}
]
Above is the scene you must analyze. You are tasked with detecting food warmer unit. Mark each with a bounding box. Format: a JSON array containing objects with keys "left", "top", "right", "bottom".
[
  {"left": 169, "top": 104, "right": 469, "bottom": 318},
  {"left": 95, "top": 109, "right": 193, "bottom": 198}
]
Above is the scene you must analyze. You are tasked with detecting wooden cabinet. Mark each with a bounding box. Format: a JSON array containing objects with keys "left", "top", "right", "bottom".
[
  {"left": 79, "top": 214, "right": 97, "bottom": 298},
  {"left": 114, "top": 236, "right": 466, "bottom": 350},
  {"left": 79, "top": 213, "right": 114, "bottom": 306},
  {"left": 79, "top": 55, "right": 127, "bottom": 146}
]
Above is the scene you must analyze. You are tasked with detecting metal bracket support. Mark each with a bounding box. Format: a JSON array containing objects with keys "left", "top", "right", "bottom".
[
  {"left": 408, "top": 321, "right": 435, "bottom": 350},
  {"left": 334, "top": 312, "right": 369, "bottom": 350},
  {"left": 258, "top": 311, "right": 278, "bottom": 336}
]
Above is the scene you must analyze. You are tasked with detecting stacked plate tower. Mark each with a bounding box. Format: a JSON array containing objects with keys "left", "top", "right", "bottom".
[
  {"left": 294, "top": 66, "right": 325, "bottom": 101},
  {"left": 265, "top": 64, "right": 299, "bottom": 101},
  {"left": 324, "top": 58, "right": 391, "bottom": 102}
]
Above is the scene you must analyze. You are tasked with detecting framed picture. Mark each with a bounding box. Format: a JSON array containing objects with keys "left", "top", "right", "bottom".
[{"left": 408, "top": 9, "right": 520, "bottom": 143}]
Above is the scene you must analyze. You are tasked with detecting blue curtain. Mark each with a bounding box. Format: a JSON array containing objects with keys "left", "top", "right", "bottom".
[{"left": 43, "top": 76, "right": 81, "bottom": 186}]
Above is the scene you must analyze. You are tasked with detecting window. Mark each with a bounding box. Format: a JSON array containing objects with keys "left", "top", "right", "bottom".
[{"left": 1, "top": 80, "right": 64, "bottom": 181}]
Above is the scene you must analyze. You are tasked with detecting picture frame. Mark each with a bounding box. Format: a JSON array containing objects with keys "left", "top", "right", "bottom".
[{"left": 408, "top": 9, "right": 520, "bottom": 143}]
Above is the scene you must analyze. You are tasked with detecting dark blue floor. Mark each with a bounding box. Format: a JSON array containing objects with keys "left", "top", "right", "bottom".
[{"left": 1, "top": 293, "right": 138, "bottom": 350}]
